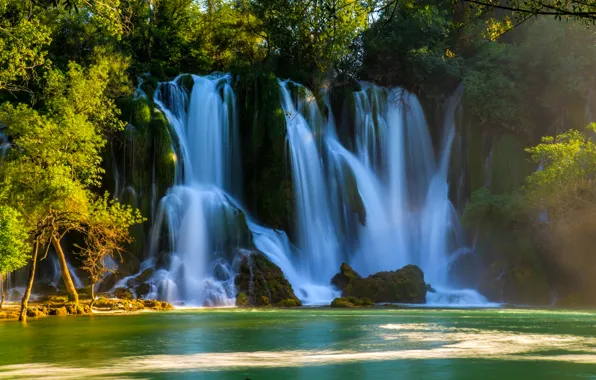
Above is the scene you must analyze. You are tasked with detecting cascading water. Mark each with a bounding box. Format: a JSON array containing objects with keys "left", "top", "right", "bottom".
[
  {"left": 146, "top": 74, "right": 246, "bottom": 306},
  {"left": 128, "top": 72, "right": 490, "bottom": 307},
  {"left": 277, "top": 80, "right": 489, "bottom": 305}
]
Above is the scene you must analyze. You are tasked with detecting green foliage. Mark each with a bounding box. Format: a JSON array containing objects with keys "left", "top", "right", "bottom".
[
  {"left": 0, "top": 206, "right": 29, "bottom": 275},
  {"left": 0, "top": 14, "right": 52, "bottom": 92},
  {"left": 462, "top": 188, "right": 526, "bottom": 229},
  {"left": 525, "top": 125, "right": 596, "bottom": 214},
  {"left": 361, "top": 1, "right": 461, "bottom": 98},
  {"left": 248, "top": 0, "right": 369, "bottom": 84},
  {"left": 76, "top": 193, "right": 145, "bottom": 287},
  {"left": 235, "top": 69, "right": 293, "bottom": 233}
]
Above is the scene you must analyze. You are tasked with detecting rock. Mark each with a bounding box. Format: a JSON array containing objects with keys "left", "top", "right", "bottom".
[
  {"left": 49, "top": 307, "right": 68, "bottom": 316},
  {"left": 113, "top": 287, "right": 134, "bottom": 300},
  {"left": 26, "top": 307, "right": 46, "bottom": 317},
  {"left": 142, "top": 300, "right": 173, "bottom": 310},
  {"left": 236, "top": 292, "right": 249, "bottom": 306},
  {"left": 331, "top": 263, "right": 362, "bottom": 290},
  {"left": 234, "top": 252, "right": 302, "bottom": 307},
  {"left": 332, "top": 263, "right": 427, "bottom": 303},
  {"left": 278, "top": 298, "right": 301, "bottom": 307},
  {"left": 135, "top": 283, "right": 152, "bottom": 298},
  {"left": 330, "top": 296, "right": 374, "bottom": 308},
  {"left": 98, "top": 273, "right": 119, "bottom": 293},
  {"left": 127, "top": 268, "right": 155, "bottom": 288}
]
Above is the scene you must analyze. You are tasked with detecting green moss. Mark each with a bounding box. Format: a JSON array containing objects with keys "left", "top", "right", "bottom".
[
  {"left": 335, "top": 263, "right": 427, "bottom": 303},
  {"left": 490, "top": 134, "right": 534, "bottom": 194},
  {"left": 236, "top": 292, "right": 249, "bottom": 307},
  {"left": 233, "top": 69, "right": 294, "bottom": 235},
  {"left": 330, "top": 296, "right": 374, "bottom": 308},
  {"left": 141, "top": 76, "right": 159, "bottom": 101},
  {"left": 177, "top": 74, "right": 195, "bottom": 93},
  {"left": 234, "top": 252, "right": 302, "bottom": 307}
]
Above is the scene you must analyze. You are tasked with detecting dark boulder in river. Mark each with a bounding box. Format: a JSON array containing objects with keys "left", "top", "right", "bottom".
[
  {"left": 235, "top": 252, "right": 302, "bottom": 307},
  {"left": 331, "top": 263, "right": 427, "bottom": 303}
]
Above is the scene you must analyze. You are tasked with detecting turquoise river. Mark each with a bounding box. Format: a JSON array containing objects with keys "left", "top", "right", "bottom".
[{"left": 0, "top": 308, "right": 595, "bottom": 379}]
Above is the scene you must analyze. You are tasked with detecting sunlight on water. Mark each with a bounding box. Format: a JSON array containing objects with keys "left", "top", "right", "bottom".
[{"left": 1, "top": 311, "right": 594, "bottom": 379}]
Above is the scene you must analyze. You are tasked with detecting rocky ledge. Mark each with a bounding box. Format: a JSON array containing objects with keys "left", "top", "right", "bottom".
[
  {"left": 331, "top": 263, "right": 428, "bottom": 304},
  {"left": 235, "top": 252, "right": 302, "bottom": 307}
]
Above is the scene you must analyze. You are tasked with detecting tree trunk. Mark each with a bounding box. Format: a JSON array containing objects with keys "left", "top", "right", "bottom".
[
  {"left": 0, "top": 273, "right": 5, "bottom": 309},
  {"left": 19, "top": 241, "right": 39, "bottom": 322},
  {"left": 90, "top": 281, "right": 96, "bottom": 308},
  {"left": 51, "top": 235, "right": 79, "bottom": 304}
]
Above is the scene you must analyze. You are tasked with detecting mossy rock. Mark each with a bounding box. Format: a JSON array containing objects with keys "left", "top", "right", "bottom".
[
  {"left": 277, "top": 298, "right": 301, "bottom": 307},
  {"left": 49, "top": 307, "right": 68, "bottom": 316},
  {"left": 176, "top": 74, "right": 194, "bottom": 93},
  {"left": 333, "top": 263, "right": 427, "bottom": 303},
  {"left": 234, "top": 252, "right": 301, "bottom": 307},
  {"left": 26, "top": 307, "right": 46, "bottom": 318},
  {"left": 236, "top": 292, "right": 249, "bottom": 307},
  {"left": 135, "top": 283, "right": 152, "bottom": 298},
  {"left": 331, "top": 262, "right": 362, "bottom": 290},
  {"left": 142, "top": 300, "right": 173, "bottom": 310},
  {"left": 141, "top": 76, "right": 159, "bottom": 101},
  {"left": 114, "top": 287, "right": 134, "bottom": 300},
  {"left": 330, "top": 296, "right": 374, "bottom": 308}
]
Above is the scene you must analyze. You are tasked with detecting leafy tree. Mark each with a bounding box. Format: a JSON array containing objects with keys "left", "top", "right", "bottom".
[
  {"left": 0, "top": 206, "right": 29, "bottom": 308},
  {"left": 0, "top": 52, "right": 130, "bottom": 315},
  {"left": 0, "top": 3, "right": 52, "bottom": 92},
  {"left": 76, "top": 194, "right": 144, "bottom": 302},
  {"left": 248, "top": 0, "right": 369, "bottom": 84},
  {"left": 525, "top": 124, "right": 596, "bottom": 215},
  {"left": 361, "top": 0, "right": 462, "bottom": 98}
]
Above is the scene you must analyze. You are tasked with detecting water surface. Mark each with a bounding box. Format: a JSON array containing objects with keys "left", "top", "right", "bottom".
[{"left": 0, "top": 308, "right": 594, "bottom": 379}]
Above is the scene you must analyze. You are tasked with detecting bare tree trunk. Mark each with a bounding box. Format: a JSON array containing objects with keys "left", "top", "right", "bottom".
[
  {"left": 90, "top": 281, "right": 96, "bottom": 307},
  {"left": 1, "top": 273, "right": 5, "bottom": 309},
  {"left": 51, "top": 235, "right": 79, "bottom": 304},
  {"left": 19, "top": 241, "right": 39, "bottom": 322}
]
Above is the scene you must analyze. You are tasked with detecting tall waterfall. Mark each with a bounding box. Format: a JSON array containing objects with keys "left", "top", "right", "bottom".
[
  {"left": 149, "top": 74, "right": 243, "bottom": 306},
  {"left": 139, "top": 73, "right": 487, "bottom": 306}
]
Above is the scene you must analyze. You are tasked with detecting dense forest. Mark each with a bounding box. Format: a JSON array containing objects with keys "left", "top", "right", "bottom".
[{"left": 1, "top": 0, "right": 596, "bottom": 321}]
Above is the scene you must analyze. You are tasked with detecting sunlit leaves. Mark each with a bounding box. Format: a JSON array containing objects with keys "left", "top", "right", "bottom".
[{"left": 0, "top": 206, "right": 30, "bottom": 275}]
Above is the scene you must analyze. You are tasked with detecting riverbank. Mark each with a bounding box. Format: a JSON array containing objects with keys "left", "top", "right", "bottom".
[{"left": 0, "top": 298, "right": 173, "bottom": 320}]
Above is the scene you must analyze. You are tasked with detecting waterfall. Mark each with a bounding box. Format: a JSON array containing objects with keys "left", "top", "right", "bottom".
[
  {"left": 279, "top": 80, "right": 488, "bottom": 305},
  {"left": 149, "top": 74, "right": 242, "bottom": 306},
  {"left": 134, "top": 73, "right": 489, "bottom": 306}
]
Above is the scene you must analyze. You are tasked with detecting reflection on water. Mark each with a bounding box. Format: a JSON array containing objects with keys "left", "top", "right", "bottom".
[{"left": 0, "top": 309, "right": 594, "bottom": 379}]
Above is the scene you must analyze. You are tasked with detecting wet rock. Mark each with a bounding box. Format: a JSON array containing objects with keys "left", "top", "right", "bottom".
[
  {"left": 142, "top": 300, "right": 173, "bottom": 310},
  {"left": 332, "top": 263, "right": 427, "bottom": 303},
  {"left": 331, "top": 263, "right": 362, "bottom": 290},
  {"left": 49, "top": 307, "right": 68, "bottom": 316},
  {"left": 234, "top": 252, "right": 302, "bottom": 307},
  {"left": 135, "top": 283, "right": 152, "bottom": 298},
  {"left": 26, "top": 307, "right": 46, "bottom": 317},
  {"left": 98, "top": 273, "right": 119, "bottom": 293},
  {"left": 113, "top": 287, "right": 134, "bottom": 300},
  {"left": 330, "top": 296, "right": 374, "bottom": 308}
]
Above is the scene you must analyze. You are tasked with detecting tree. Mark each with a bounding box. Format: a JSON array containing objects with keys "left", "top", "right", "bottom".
[
  {"left": 0, "top": 3, "right": 52, "bottom": 92},
  {"left": 0, "top": 51, "right": 130, "bottom": 311},
  {"left": 461, "top": 1, "right": 596, "bottom": 22},
  {"left": 0, "top": 206, "right": 29, "bottom": 309},
  {"left": 248, "top": 0, "right": 369, "bottom": 84},
  {"left": 525, "top": 124, "right": 596, "bottom": 215},
  {"left": 76, "top": 194, "right": 144, "bottom": 303}
]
